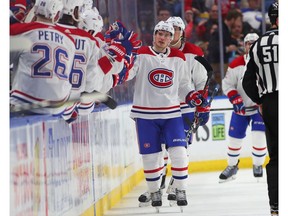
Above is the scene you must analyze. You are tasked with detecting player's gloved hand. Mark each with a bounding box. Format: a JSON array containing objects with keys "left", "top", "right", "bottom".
[
  {"left": 228, "top": 90, "right": 245, "bottom": 115},
  {"left": 10, "top": 7, "right": 26, "bottom": 24},
  {"left": 107, "top": 43, "right": 126, "bottom": 62},
  {"left": 113, "top": 31, "right": 141, "bottom": 55},
  {"left": 112, "top": 67, "right": 129, "bottom": 87},
  {"left": 124, "top": 53, "right": 137, "bottom": 69},
  {"left": 185, "top": 90, "right": 209, "bottom": 108},
  {"left": 104, "top": 20, "right": 128, "bottom": 44},
  {"left": 195, "top": 105, "right": 210, "bottom": 126}
]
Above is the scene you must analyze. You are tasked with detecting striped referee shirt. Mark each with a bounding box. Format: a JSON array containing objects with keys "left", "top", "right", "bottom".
[{"left": 242, "top": 28, "right": 278, "bottom": 104}]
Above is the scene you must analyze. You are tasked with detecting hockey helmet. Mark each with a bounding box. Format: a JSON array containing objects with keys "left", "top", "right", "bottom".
[
  {"left": 166, "top": 16, "right": 185, "bottom": 31},
  {"left": 154, "top": 21, "right": 174, "bottom": 38},
  {"left": 62, "top": 0, "right": 84, "bottom": 16},
  {"left": 244, "top": 33, "right": 259, "bottom": 44},
  {"left": 34, "top": 0, "right": 63, "bottom": 21},
  {"left": 79, "top": 7, "right": 103, "bottom": 36},
  {"left": 268, "top": 2, "right": 278, "bottom": 24}
]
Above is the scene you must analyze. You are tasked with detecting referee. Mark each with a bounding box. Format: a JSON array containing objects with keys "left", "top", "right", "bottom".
[{"left": 242, "top": 2, "right": 279, "bottom": 215}]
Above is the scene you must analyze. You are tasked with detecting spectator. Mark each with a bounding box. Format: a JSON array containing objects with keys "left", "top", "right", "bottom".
[
  {"left": 229, "top": 16, "right": 245, "bottom": 62},
  {"left": 157, "top": 0, "right": 182, "bottom": 17},
  {"left": 183, "top": 7, "right": 197, "bottom": 43},
  {"left": 207, "top": 9, "right": 243, "bottom": 92},
  {"left": 157, "top": 7, "right": 171, "bottom": 21},
  {"left": 241, "top": 0, "right": 262, "bottom": 33},
  {"left": 196, "top": 4, "right": 219, "bottom": 54}
]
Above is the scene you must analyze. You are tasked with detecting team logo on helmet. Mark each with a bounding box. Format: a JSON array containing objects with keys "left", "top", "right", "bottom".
[{"left": 148, "top": 68, "right": 173, "bottom": 88}]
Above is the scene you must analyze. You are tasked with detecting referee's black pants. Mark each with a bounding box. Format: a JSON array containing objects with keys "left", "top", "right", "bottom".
[{"left": 262, "top": 91, "right": 278, "bottom": 207}]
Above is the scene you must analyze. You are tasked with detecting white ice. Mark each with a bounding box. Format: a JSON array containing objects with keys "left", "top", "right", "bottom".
[{"left": 104, "top": 169, "right": 271, "bottom": 216}]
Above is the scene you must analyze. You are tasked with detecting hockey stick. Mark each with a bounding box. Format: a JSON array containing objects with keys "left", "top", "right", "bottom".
[
  {"left": 210, "top": 106, "right": 259, "bottom": 112},
  {"left": 10, "top": 91, "right": 117, "bottom": 113},
  {"left": 185, "top": 57, "right": 214, "bottom": 141},
  {"left": 194, "top": 56, "right": 214, "bottom": 96},
  {"left": 186, "top": 84, "right": 220, "bottom": 140}
]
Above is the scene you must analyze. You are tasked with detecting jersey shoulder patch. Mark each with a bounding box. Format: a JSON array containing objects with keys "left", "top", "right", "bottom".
[
  {"left": 182, "top": 42, "right": 204, "bottom": 56},
  {"left": 229, "top": 55, "right": 245, "bottom": 69}
]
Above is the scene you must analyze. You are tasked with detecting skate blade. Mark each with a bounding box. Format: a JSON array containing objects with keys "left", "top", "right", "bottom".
[
  {"left": 155, "top": 206, "right": 160, "bottom": 213},
  {"left": 219, "top": 175, "right": 237, "bottom": 183},
  {"left": 169, "top": 200, "right": 177, "bottom": 207},
  {"left": 139, "top": 201, "right": 151, "bottom": 207},
  {"left": 254, "top": 177, "right": 262, "bottom": 183}
]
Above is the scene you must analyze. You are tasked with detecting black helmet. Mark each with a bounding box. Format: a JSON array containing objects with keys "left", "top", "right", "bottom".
[{"left": 268, "top": 2, "right": 278, "bottom": 25}]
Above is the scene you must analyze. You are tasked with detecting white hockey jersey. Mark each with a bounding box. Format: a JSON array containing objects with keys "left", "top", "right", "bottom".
[
  {"left": 179, "top": 42, "right": 207, "bottom": 114},
  {"left": 222, "top": 55, "right": 258, "bottom": 116},
  {"left": 128, "top": 46, "right": 193, "bottom": 120},
  {"left": 55, "top": 25, "right": 123, "bottom": 116},
  {"left": 10, "top": 22, "right": 76, "bottom": 115}
]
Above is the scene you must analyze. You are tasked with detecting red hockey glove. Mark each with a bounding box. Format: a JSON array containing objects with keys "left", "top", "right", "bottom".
[{"left": 227, "top": 90, "right": 245, "bottom": 115}]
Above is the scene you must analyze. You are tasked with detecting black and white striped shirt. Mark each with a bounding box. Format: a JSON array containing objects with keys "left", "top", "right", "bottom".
[{"left": 242, "top": 28, "right": 278, "bottom": 104}]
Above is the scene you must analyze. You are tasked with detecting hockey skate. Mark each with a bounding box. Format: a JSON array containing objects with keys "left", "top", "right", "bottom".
[
  {"left": 270, "top": 204, "right": 278, "bottom": 216},
  {"left": 253, "top": 165, "right": 263, "bottom": 178},
  {"left": 219, "top": 161, "right": 239, "bottom": 183},
  {"left": 167, "top": 187, "right": 177, "bottom": 206},
  {"left": 138, "top": 191, "right": 151, "bottom": 207},
  {"left": 175, "top": 189, "right": 188, "bottom": 212},
  {"left": 151, "top": 190, "right": 162, "bottom": 213}
]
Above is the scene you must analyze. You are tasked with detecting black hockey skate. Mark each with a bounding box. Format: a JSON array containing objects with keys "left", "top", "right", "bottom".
[
  {"left": 151, "top": 190, "right": 162, "bottom": 213},
  {"left": 219, "top": 160, "right": 239, "bottom": 183},
  {"left": 175, "top": 189, "right": 188, "bottom": 212},
  {"left": 167, "top": 188, "right": 177, "bottom": 206},
  {"left": 270, "top": 203, "right": 278, "bottom": 215},
  {"left": 138, "top": 191, "right": 151, "bottom": 207},
  {"left": 253, "top": 165, "right": 263, "bottom": 178}
]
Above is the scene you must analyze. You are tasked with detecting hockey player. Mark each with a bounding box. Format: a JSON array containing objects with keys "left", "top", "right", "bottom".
[
  {"left": 67, "top": 7, "right": 140, "bottom": 118},
  {"left": 138, "top": 16, "right": 211, "bottom": 205},
  {"left": 10, "top": 0, "right": 76, "bottom": 116},
  {"left": 126, "top": 20, "right": 210, "bottom": 209},
  {"left": 56, "top": 1, "right": 138, "bottom": 123},
  {"left": 219, "top": 33, "right": 267, "bottom": 183}
]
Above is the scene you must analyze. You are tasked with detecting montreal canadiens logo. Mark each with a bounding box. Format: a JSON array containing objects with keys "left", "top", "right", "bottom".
[{"left": 148, "top": 68, "right": 174, "bottom": 88}]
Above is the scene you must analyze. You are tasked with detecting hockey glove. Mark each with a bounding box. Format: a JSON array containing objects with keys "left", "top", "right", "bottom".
[
  {"left": 185, "top": 90, "right": 209, "bottom": 108},
  {"left": 227, "top": 90, "right": 245, "bottom": 115},
  {"left": 104, "top": 20, "right": 128, "bottom": 44},
  {"left": 10, "top": 7, "right": 26, "bottom": 24},
  {"left": 107, "top": 43, "right": 126, "bottom": 62},
  {"left": 195, "top": 105, "right": 210, "bottom": 126},
  {"left": 113, "top": 31, "right": 141, "bottom": 56}
]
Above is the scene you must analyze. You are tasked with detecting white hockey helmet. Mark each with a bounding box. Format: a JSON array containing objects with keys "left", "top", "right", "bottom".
[
  {"left": 244, "top": 33, "right": 259, "bottom": 44},
  {"left": 166, "top": 16, "right": 185, "bottom": 31},
  {"left": 62, "top": 0, "right": 84, "bottom": 16},
  {"left": 154, "top": 21, "right": 174, "bottom": 38},
  {"left": 34, "top": 0, "right": 63, "bottom": 21},
  {"left": 82, "top": 0, "right": 93, "bottom": 10},
  {"left": 79, "top": 7, "right": 103, "bottom": 36}
]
